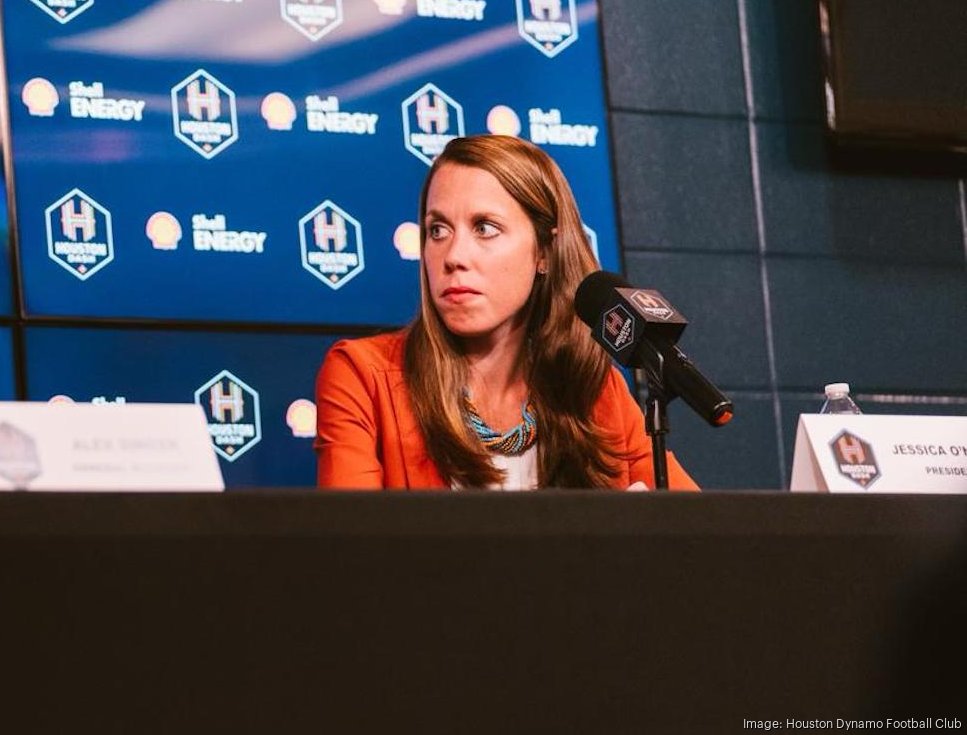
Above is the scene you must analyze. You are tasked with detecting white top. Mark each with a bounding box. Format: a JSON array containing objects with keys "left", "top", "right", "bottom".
[
  {"left": 490, "top": 445, "right": 539, "bottom": 491},
  {"left": 824, "top": 382, "right": 851, "bottom": 396},
  {"left": 451, "top": 447, "right": 651, "bottom": 491},
  {"left": 451, "top": 445, "right": 539, "bottom": 491}
]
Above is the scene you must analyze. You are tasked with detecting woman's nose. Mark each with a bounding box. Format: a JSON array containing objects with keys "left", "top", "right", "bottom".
[{"left": 442, "top": 228, "right": 472, "bottom": 270}]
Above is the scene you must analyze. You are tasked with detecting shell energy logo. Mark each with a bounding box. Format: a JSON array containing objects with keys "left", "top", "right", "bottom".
[
  {"left": 286, "top": 399, "right": 317, "bottom": 438},
  {"left": 44, "top": 188, "right": 114, "bottom": 280},
  {"left": 68, "top": 80, "right": 146, "bottom": 122},
  {"left": 194, "top": 370, "right": 262, "bottom": 462},
  {"left": 393, "top": 221, "right": 421, "bottom": 261},
  {"left": 29, "top": 0, "right": 95, "bottom": 24},
  {"left": 280, "top": 0, "right": 344, "bottom": 41},
  {"left": 299, "top": 200, "right": 365, "bottom": 289},
  {"left": 516, "top": 0, "right": 578, "bottom": 58},
  {"left": 306, "top": 95, "right": 379, "bottom": 135},
  {"left": 374, "top": 0, "right": 407, "bottom": 14},
  {"left": 261, "top": 92, "right": 297, "bottom": 130},
  {"left": 146, "top": 212, "right": 183, "bottom": 250},
  {"left": 528, "top": 107, "right": 598, "bottom": 147},
  {"left": 171, "top": 69, "right": 239, "bottom": 159},
  {"left": 402, "top": 83, "right": 464, "bottom": 166},
  {"left": 486, "top": 105, "right": 521, "bottom": 137},
  {"left": 22, "top": 78, "right": 59, "bottom": 117},
  {"left": 416, "top": 0, "right": 486, "bottom": 21}
]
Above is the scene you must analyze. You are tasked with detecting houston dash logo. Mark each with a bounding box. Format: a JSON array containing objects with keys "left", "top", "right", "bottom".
[
  {"left": 602, "top": 305, "right": 635, "bottom": 352},
  {"left": 630, "top": 290, "right": 675, "bottom": 321},
  {"left": 44, "top": 188, "right": 114, "bottom": 280},
  {"left": 830, "top": 430, "right": 881, "bottom": 489},
  {"left": 516, "top": 0, "right": 579, "bottom": 58},
  {"left": 194, "top": 370, "right": 262, "bottom": 462},
  {"left": 171, "top": 70, "right": 238, "bottom": 159},
  {"left": 280, "top": 0, "right": 344, "bottom": 41},
  {"left": 402, "top": 83, "right": 465, "bottom": 166},
  {"left": 29, "top": 0, "right": 95, "bottom": 24},
  {"left": 299, "top": 200, "right": 365, "bottom": 289}
]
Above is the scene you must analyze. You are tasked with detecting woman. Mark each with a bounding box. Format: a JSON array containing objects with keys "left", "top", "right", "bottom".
[{"left": 315, "top": 135, "right": 696, "bottom": 491}]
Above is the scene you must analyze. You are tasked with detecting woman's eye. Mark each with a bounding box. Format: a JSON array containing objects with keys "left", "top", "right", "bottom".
[
  {"left": 427, "top": 223, "right": 447, "bottom": 239},
  {"left": 475, "top": 221, "right": 499, "bottom": 237}
]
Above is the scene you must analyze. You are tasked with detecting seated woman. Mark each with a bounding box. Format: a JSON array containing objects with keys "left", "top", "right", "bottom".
[{"left": 315, "top": 134, "right": 696, "bottom": 491}]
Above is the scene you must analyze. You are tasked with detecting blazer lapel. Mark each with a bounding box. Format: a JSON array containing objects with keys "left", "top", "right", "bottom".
[{"left": 384, "top": 371, "right": 446, "bottom": 490}]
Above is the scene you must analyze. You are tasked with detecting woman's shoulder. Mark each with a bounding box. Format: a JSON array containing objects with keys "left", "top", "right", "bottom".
[
  {"left": 325, "top": 329, "right": 407, "bottom": 373},
  {"left": 591, "top": 366, "right": 640, "bottom": 417},
  {"left": 600, "top": 365, "right": 634, "bottom": 397}
]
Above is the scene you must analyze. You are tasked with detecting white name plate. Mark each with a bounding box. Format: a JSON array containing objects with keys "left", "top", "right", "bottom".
[
  {"left": 790, "top": 414, "right": 967, "bottom": 493},
  {"left": 0, "top": 402, "right": 224, "bottom": 492}
]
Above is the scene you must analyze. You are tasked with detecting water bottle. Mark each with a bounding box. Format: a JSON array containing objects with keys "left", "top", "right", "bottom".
[{"left": 819, "top": 382, "right": 862, "bottom": 414}]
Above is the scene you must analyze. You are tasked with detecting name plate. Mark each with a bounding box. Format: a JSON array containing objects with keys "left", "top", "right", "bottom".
[
  {"left": 790, "top": 414, "right": 967, "bottom": 493},
  {"left": 0, "top": 402, "right": 224, "bottom": 491}
]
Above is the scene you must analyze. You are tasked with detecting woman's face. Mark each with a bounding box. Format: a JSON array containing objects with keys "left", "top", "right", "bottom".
[{"left": 423, "top": 162, "right": 543, "bottom": 344}]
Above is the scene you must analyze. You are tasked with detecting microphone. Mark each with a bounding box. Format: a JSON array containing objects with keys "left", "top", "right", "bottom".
[{"left": 575, "top": 271, "right": 733, "bottom": 427}]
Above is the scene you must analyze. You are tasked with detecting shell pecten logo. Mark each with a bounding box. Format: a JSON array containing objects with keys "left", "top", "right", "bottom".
[
  {"left": 286, "top": 399, "right": 316, "bottom": 438},
  {"left": 146, "top": 212, "right": 182, "bottom": 250},
  {"left": 374, "top": 0, "right": 407, "bottom": 14},
  {"left": 393, "top": 222, "right": 421, "bottom": 261},
  {"left": 486, "top": 105, "right": 521, "bottom": 137},
  {"left": 261, "top": 92, "right": 297, "bottom": 131},
  {"left": 22, "top": 77, "right": 59, "bottom": 117}
]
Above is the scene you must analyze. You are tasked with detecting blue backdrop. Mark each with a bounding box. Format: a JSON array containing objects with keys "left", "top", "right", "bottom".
[{"left": 2, "top": 0, "right": 619, "bottom": 486}]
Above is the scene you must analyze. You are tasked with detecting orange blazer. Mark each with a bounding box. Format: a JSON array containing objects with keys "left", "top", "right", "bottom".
[{"left": 314, "top": 331, "right": 698, "bottom": 491}]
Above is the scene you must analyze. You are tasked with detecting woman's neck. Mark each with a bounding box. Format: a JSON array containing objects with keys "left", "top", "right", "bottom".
[{"left": 462, "top": 324, "right": 529, "bottom": 431}]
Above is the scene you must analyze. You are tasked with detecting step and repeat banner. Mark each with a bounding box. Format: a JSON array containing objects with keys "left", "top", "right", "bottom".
[{"left": 1, "top": 0, "right": 618, "bottom": 486}]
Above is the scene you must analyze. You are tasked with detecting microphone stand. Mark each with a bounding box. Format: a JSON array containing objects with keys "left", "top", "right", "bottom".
[{"left": 635, "top": 368, "right": 669, "bottom": 490}]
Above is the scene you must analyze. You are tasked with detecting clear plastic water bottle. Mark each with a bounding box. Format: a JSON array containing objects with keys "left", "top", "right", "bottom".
[{"left": 819, "top": 382, "right": 863, "bottom": 414}]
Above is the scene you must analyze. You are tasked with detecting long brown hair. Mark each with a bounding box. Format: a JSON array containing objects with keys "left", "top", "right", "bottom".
[{"left": 404, "top": 135, "right": 622, "bottom": 488}]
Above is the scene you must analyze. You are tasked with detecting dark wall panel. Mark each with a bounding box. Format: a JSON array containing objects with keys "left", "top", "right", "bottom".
[
  {"left": 600, "top": 0, "right": 746, "bottom": 116},
  {"left": 612, "top": 112, "right": 757, "bottom": 253},
  {"left": 768, "top": 259, "right": 967, "bottom": 393},
  {"left": 655, "top": 391, "right": 783, "bottom": 491},
  {"left": 606, "top": 1, "right": 967, "bottom": 489},
  {"left": 744, "top": 0, "right": 825, "bottom": 122},
  {"left": 757, "top": 122, "right": 964, "bottom": 264},
  {"left": 625, "top": 251, "right": 771, "bottom": 390}
]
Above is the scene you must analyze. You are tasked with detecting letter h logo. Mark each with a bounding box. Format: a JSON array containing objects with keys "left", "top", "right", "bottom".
[
  {"left": 314, "top": 210, "right": 347, "bottom": 252},
  {"left": 531, "top": 0, "right": 562, "bottom": 20},
  {"left": 187, "top": 78, "right": 221, "bottom": 121},
  {"left": 60, "top": 198, "right": 96, "bottom": 242},
  {"left": 836, "top": 434, "right": 866, "bottom": 464},
  {"left": 210, "top": 379, "right": 244, "bottom": 423},
  {"left": 416, "top": 92, "right": 449, "bottom": 134},
  {"left": 605, "top": 310, "right": 625, "bottom": 338}
]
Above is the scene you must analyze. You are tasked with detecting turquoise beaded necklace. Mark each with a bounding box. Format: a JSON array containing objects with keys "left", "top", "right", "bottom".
[{"left": 462, "top": 391, "right": 537, "bottom": 456}]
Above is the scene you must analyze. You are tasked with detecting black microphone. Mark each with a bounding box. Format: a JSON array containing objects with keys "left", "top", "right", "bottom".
[{"left": 575, "top": 270, "right": 733, "bottom": 427}]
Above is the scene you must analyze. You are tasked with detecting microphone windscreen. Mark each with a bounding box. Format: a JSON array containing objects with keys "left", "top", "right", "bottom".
[{"left": 574, "top": 270, "right": 631, "bottom": 326}]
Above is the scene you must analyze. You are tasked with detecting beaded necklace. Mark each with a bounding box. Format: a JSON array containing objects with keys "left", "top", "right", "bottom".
[{"left": 462, "top": 391, "right": 537, "bottom": 456}]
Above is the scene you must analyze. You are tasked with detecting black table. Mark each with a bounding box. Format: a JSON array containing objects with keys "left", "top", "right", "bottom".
[{"left": 2, "top": 491, "right": 964, "bottom": 733}]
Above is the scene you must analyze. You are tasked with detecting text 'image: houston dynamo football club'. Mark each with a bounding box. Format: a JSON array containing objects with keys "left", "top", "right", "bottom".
[{"left": 1, "top": 0, "right": 619, "bottom": 486}]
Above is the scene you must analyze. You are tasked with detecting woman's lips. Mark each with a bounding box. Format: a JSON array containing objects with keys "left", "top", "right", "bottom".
[{"left": 441, "top": 286, "right": 481, "bottom": 302}]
